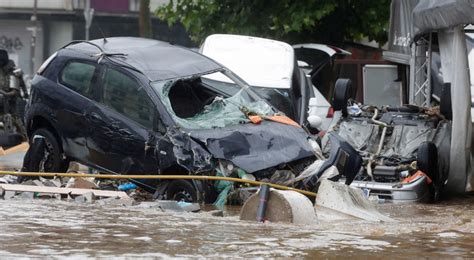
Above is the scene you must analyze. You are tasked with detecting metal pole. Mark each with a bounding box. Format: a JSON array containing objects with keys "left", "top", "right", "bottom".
[
  {"left": 425, "top": 33, "right": 432, "bottom": 106},
  {"left": 409, "top": 42, "right": 416, "bottom": 104},
  {"left": 84, "top": 0, "right": 94, "bottom": 40},
  {"left": 29, "top": 0, "right": 38, "bottom": 76}
]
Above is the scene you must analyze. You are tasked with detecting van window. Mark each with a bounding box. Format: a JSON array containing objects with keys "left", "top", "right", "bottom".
[
  {"left": 60, "top": 61, "right": 96, "bottom": 98},
  {"left": 102, "top": 68, "right": 155, "bottom": 129}
]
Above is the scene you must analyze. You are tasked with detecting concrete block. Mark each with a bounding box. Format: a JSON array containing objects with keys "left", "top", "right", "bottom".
[
  {"left": 315, "top": 180, "right": 394, "bottom": 222},
  {"left": 177, "top": 201, "right": 201, "bottom": 212},
  {"left": 208, "top": 210, "right": 224, "bottom": 217},
  {"left": 155, "top": 200, "right": 185, "bottom": 212},
  {"left": 33, "top": 180, "right": 45, "bottom": 187},
  {"left": 50, "top": 179, "right": 62, "bottom": 188},
  {"left": 21, "top": 180, "right": 36, "bottom": 186},
  {"left": 38, "top": 177, "right": 61, "bottom": 187},
  {"left": 74, "top": 191, "right": 95, "bottom": 203},
  {"left": 240, "top": 189, "right": 316, "bottom": 224},
  {"left": 20, "top": 192, "right": 34, "bottom": 200},
  {"left": 4, "top": 190, "right": 16, "bottom": 199},
  {"left": 96, "top": 197, "right": 137, "bottom": 207}
]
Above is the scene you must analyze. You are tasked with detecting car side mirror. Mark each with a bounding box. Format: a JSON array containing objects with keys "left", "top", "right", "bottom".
[{"left": 307, "top": 97, "right": 322, "bottom": 129}]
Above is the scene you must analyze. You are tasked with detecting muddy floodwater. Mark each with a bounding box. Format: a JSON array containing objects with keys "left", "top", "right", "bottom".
[{"left": 1, "top": 153, "right": 474, "bottom": 258}]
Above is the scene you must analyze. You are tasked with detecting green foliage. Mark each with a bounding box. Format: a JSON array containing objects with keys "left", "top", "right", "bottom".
[{"left": 156, "top": 0, "right": 391, "bottom": 45}]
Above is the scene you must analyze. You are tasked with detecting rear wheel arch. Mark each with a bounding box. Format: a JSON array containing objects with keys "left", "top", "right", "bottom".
[{"left": 27, "top": 115, "right": 64, "bottom": 153}]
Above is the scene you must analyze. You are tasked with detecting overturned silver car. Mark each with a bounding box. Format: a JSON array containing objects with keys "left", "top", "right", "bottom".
[{"left": 323, "top": 79, "right": 451, "bottom": 202}]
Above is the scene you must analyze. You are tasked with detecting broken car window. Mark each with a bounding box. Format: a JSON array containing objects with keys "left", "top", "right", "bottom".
[
  {"left": 60, "top": 61, "right": 96, "bottom": 98},
  {"left": 152, "top": 71, "right": 274, "bottom": 129},
  {"left": 102, "top": 68, "right": 155, "bottom": 129},
  {"left": 252, "top": 87, "right": 295, "bottom": 119}
]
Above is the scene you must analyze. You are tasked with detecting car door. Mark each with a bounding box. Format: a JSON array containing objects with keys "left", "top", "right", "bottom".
[
  {"left": 84, "top": 65, "right": 159, "bottom": 175},
  {"left": 55, "top": 59, "right": 101, "bottom": 162},
  {"left": 290, "top": 64, "right": 312, "bottom": 125}
]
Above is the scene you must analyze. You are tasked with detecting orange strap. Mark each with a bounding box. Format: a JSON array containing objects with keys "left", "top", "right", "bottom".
[
  {"left": 265, "top": 115, "right": 301, "bottom": 128},
  {"left": 401, "top": 170, "right": 432, "bottom": 185},
  {"left": 249, "top": 115, "right": 263, "bottom": 124}
]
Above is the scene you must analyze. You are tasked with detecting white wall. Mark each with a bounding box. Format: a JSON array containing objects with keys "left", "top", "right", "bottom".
[
  {"left": 47, "top": 21, "right": 73, "bottom": 56},
  {"left": 0, "top": 20, "right": 43, "bottom": 78},
  {"left": 0, "top": 0, "right": 73, "bottom": 10},
  {"left": 129, "top": 0, "right": 169, "bottom": 12}
]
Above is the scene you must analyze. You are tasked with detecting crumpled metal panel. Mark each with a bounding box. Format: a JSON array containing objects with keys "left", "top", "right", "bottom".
[
  {"left": 331, "top": 118, "right": 440, "bottom": 161},
  {"left": 336, "top": 120, "right": 380, "bottom": 153},
  {"left": 381, "top": 124, "right": 436, "bottom": 159},
  {"left": 188, "top": 121, "right": 315, "bottom": 174},
  {"left": 164, "top": 127, "right": 214, "bottom": 174}
]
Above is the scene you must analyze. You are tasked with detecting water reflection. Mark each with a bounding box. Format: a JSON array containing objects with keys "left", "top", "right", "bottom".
[
  {"left": 0, "top": 196, "right": 473, "bottom": 258},
  {"left": 0, "top": 152, "right": 473, "bottom": 258}
]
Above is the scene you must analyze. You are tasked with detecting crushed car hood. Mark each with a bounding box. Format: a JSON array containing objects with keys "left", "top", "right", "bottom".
[{"left": 188, "top": 121, "right": 315, "bottom": 173}]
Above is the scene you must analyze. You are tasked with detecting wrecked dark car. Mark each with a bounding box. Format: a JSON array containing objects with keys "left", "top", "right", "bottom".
[
  {"left": 323, "top": 79, "right": 451, "bottom": 202},
  {"left": 23, "top": 37, "right": 361, "bottom": 203}
]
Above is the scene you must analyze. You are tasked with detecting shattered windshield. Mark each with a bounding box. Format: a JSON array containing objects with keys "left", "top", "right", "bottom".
[{"left": 152, "top": 70, "right": 274, "bottom": 129}]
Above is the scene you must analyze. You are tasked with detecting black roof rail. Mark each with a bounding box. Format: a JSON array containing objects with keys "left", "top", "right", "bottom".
[{"left": 61, "top": 40, "right": 104, "bottom": 52}]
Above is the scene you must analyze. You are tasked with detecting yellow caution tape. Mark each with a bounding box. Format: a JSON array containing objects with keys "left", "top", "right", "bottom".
[{"left": 0, "top": 170, "right": 317, "bottom": 197}]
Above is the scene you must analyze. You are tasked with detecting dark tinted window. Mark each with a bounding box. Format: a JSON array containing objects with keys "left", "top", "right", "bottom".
[
  {"left": 60, "top": 61, "right": 96, "bottom": 98},
  {"left": 252, "top": 86, "right": 295, "bottom": 119},
  {"left": 102, "top": 68, "right": 155, "bottom": 129}
]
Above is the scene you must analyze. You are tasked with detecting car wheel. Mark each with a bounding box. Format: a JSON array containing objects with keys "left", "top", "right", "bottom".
[
  {"left": 23, "top": 128, "right": 69, "bottom": 173},
  {"left": 166, "top": 179, "right": 198, "bottom": 203},
  {"left": 417, "top": 141, "right": 440, "bottom": 201},
  {"left": 333, "top": 78, "right": 352, "bottom": 117}
]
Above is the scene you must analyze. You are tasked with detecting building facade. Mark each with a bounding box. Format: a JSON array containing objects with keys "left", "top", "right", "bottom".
[{"left": 0, "top": 0, "right": 191, "bottom": 78}]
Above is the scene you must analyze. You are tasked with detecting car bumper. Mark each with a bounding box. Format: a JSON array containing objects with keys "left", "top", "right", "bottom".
[{"left": 350, "top": 176, "right": 431, "bottom": 202}]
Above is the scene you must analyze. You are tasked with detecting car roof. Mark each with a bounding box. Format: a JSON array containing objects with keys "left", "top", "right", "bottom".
[
  {"left": 63, "top": 37, "right": 222, "bottom": 81},
  {"left": 200, "top": 34, "right": 294, "bottom": 89}
]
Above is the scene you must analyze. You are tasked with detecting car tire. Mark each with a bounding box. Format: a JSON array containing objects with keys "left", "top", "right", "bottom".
[
  {"left": 166, "top": 179, "right": 198, "bottom": 203},
  {"left": 417, "top": 141, "right": 440, "bottom": 201},
  {"left": 333, "top": 78, "right": 352, "bottom": 117},
  {"left": 23, "top": 128, "right": 69, "bottom": 173}
]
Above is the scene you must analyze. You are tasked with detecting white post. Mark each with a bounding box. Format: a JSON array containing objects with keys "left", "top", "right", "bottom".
[
  {"left": 84, "top": 0, "right": 94, "bottom": 40},
  {"left": 439, "top": 26, "right": 472, "bottom": 193},
  {"left": 29, "top": 0, "right": 38, "bottom": 76}
]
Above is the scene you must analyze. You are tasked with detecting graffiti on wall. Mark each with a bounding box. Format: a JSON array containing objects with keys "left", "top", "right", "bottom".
[{"left": 0, "top": 36, "right": 24, "bottom": 52}]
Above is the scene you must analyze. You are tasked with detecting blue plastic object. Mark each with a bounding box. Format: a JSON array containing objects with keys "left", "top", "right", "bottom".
[{"left": 118, "top": 183, "right": 137, "bottom": 191}]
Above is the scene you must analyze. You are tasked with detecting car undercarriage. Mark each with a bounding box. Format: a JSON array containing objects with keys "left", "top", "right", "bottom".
[{"left": 324, "top": 104, "right": 451, "bottom": 202}]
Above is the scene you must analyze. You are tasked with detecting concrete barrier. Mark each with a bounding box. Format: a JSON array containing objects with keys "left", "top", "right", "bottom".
[
  {"left": 240, "top": 188, "right": 316, "bottom": 224},
  {"left": 315, "top": 179, "right": 394, "bottom": 222}
]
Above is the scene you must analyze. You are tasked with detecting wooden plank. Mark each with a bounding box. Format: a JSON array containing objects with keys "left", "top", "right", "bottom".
[{"left": 0, "top": 184, "right": 129, "bottom": 199}]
